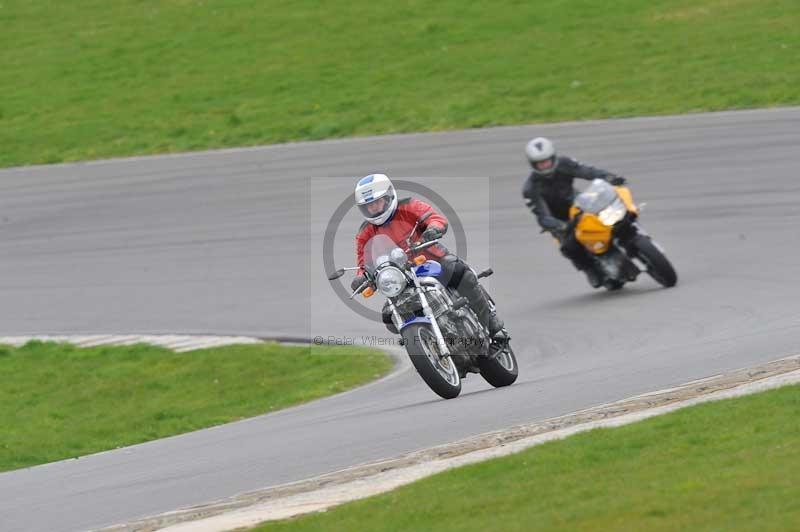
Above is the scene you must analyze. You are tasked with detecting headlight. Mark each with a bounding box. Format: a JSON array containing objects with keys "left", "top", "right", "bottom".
[
  {"left": 377, "top": 267, "right": 407, "bottom": 297},
  {"left": 598, "top": 198, "right": 627, "bottom": 226}
]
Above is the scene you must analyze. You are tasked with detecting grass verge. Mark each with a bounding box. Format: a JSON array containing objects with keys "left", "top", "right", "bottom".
[
  {"left": 0, "top": 341, "right": 391, "bottom": 472},
  {"left": 257, "top": 383, "right": 800, "bottom": 531},
  {"left": 1, "top": 0, "right": 798, "bottom": 167}
]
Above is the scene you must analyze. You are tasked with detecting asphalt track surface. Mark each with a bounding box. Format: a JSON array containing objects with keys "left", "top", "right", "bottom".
[{"left": 1, "top": 108, "right": 799, "bottom": 531}]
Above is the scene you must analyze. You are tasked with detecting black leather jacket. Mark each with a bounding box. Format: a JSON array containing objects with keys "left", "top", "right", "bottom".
[{"left": 522, "top": 156, "right": 624, "bottom": 231}]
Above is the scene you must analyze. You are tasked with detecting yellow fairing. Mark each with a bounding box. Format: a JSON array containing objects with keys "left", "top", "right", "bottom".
[
  {"left": 567, "top": 185, "right": 638, "bottom": 255},
  {"left": 573, "top": 213, "right": 613, "bottom": 254},
  {"left": 616, "top": 186, "right": 638, "bottom": 215}
]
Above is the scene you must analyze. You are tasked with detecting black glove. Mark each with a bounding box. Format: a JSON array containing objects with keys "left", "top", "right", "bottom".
[
  {"left": 609, "top": 176, "right": 627, "bottom": 186},
  {"left": 421, "top": 225, "right": 445, "bottom": 242},
  {"left": 550, "top": 220, "right": 568, "bottom": 240},
  {"left": 351, "top": 274, "right": 367, "bottom": 292}
]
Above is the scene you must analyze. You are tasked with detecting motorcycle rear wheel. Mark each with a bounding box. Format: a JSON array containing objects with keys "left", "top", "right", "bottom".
[
  {"left": 478, "top": 342, "right": 519, "bottom": 387},
  {"left": 402, "top": 323, "right": 462, "bottom": 399}
]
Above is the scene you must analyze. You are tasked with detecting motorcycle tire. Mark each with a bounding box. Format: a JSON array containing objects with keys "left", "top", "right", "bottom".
[
  {"left": 402, "top": 323, "right": 462, "bottom": 399},
  {"left": 478, "top": 342, "right": 519, "bottom": 387},
  {"left": 635, "top": 235, "right": 678, "bottom": 288}
]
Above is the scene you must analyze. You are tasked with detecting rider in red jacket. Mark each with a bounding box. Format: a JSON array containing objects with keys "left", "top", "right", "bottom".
[
  {"left": 355, "top": 196, "right": 448, "bottom": 270},
  {"left": 351, "top": 174, "right": 504, "bottom": 338}
]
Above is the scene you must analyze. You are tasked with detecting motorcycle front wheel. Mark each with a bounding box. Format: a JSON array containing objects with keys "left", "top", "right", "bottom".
[
  {"left": 634, "top": 235, "right": 678, "bottom": 288},
  {"left": 402, "top": 323, "right": 462, "bottom": 399}
]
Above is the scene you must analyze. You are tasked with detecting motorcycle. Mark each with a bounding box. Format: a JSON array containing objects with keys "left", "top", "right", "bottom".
[
  {"left": 328, "top": 223, "right": 518, "bottom": 399},
  {"left": 567, "top": 179, "right": 678, "bottom": 290}
]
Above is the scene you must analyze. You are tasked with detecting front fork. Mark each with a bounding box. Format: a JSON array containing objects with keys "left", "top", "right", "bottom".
[
  {"left": 408, "top": 271, "right": 451, "bottom": 356},
  {"left": 616, "top": 221, "right": 650, "bottom": 274}
]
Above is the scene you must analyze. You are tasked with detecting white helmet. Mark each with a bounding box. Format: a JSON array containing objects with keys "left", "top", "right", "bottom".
[
  {"left": 525, "top": 137, "right": 557, "bottom": 177},
  {"left": 354, "top": 173, "right": 398, "bottom": 226}
]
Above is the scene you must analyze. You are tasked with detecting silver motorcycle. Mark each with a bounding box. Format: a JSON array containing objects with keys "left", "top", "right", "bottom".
[{"left": 328, "top": 226, "right": 517, "bottom": 399}]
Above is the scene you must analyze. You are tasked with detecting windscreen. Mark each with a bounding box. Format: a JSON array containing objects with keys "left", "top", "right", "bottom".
[
  {"left": 574, "top": 179, "right": 618, "bottom": 214},
  {"left": 363, "top": 234, "right": 407, "bottom": 274}
]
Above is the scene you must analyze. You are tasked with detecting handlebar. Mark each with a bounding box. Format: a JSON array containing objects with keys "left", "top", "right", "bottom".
[
  {"left": 330, "top": 238, "right": 441, "bottom": 298},
  {"left": 349, "top": 280, "right": 370, "bottom": 299},
  {"left": 408, "top": 238, "right": 440, "bottom": 253}
]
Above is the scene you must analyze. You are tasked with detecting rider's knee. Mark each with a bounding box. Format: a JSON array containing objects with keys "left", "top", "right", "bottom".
[{"left": 459, "top": 265, "right": 478, "bottom": 288}]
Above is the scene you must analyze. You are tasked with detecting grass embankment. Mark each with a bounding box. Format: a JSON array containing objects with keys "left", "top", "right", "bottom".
[
  {"left": 0, "top": 341, "right": 391, "bottom": 472},
  {"left": 258, "top": 384, "right": 800, "bottom": 532},
  {"left": 1, "top": 0, "right": 798, "bottom": 167}
]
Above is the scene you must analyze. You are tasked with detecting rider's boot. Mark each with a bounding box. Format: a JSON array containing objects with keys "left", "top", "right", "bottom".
[
  {"left": 481, "top": 310, "right": 505, "bottom": 338},
  {"left": 461, "top": 284, "right": 505, "bottom": 338},
  {"left": 561, "top": 234, "right": 602, "bottom": 288},
  {"left": 582, "top": 265, "right": 603, "bottom": 288},
  {"left": 567, "top": 254, "right": 602, "bottom": 288}
]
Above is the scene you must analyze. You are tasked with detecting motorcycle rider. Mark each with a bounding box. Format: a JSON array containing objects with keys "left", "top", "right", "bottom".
[
  {"left": 350, "top": 173, "right": 505, "bottom": 340},
  {"left": 522, "top": 137, "right": 627, "bottom": 287}
]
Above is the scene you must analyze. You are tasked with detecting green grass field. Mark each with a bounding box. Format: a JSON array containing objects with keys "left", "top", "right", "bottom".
[
  {"left": 1, "top": 0, "right": 797, "bottom": 167},
  {"left": 0, "top": 341, "right": 391, "bottom": 472},
  {"left": 257, "top": 384, "right": 800, "bottom": 532}
]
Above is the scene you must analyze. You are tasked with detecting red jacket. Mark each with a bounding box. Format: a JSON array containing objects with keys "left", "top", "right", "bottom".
[{"left": 356, "top": 197, "right": 448, "bottom": 274}]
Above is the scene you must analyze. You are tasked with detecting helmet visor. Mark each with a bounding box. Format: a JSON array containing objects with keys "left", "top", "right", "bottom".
[
  {"left": 358, "top": 188, "right": 395, "bottom": 219},
  {"left": 534, "top": 157, "right": 556, "bottom": 172}
]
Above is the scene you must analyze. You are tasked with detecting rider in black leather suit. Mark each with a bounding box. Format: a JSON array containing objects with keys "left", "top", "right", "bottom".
[{"left": 521, "top": 137, "right": 626, "bottom": 287}]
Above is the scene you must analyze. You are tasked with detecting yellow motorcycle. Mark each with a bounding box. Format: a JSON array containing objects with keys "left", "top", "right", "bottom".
[{"left": 568, "top": 179, "right": 677, "bottom": 290}]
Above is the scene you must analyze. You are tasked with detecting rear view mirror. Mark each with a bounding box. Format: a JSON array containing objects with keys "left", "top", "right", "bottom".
[{"left": 327, "top": 269, "right": 345, "bottom": 280}]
